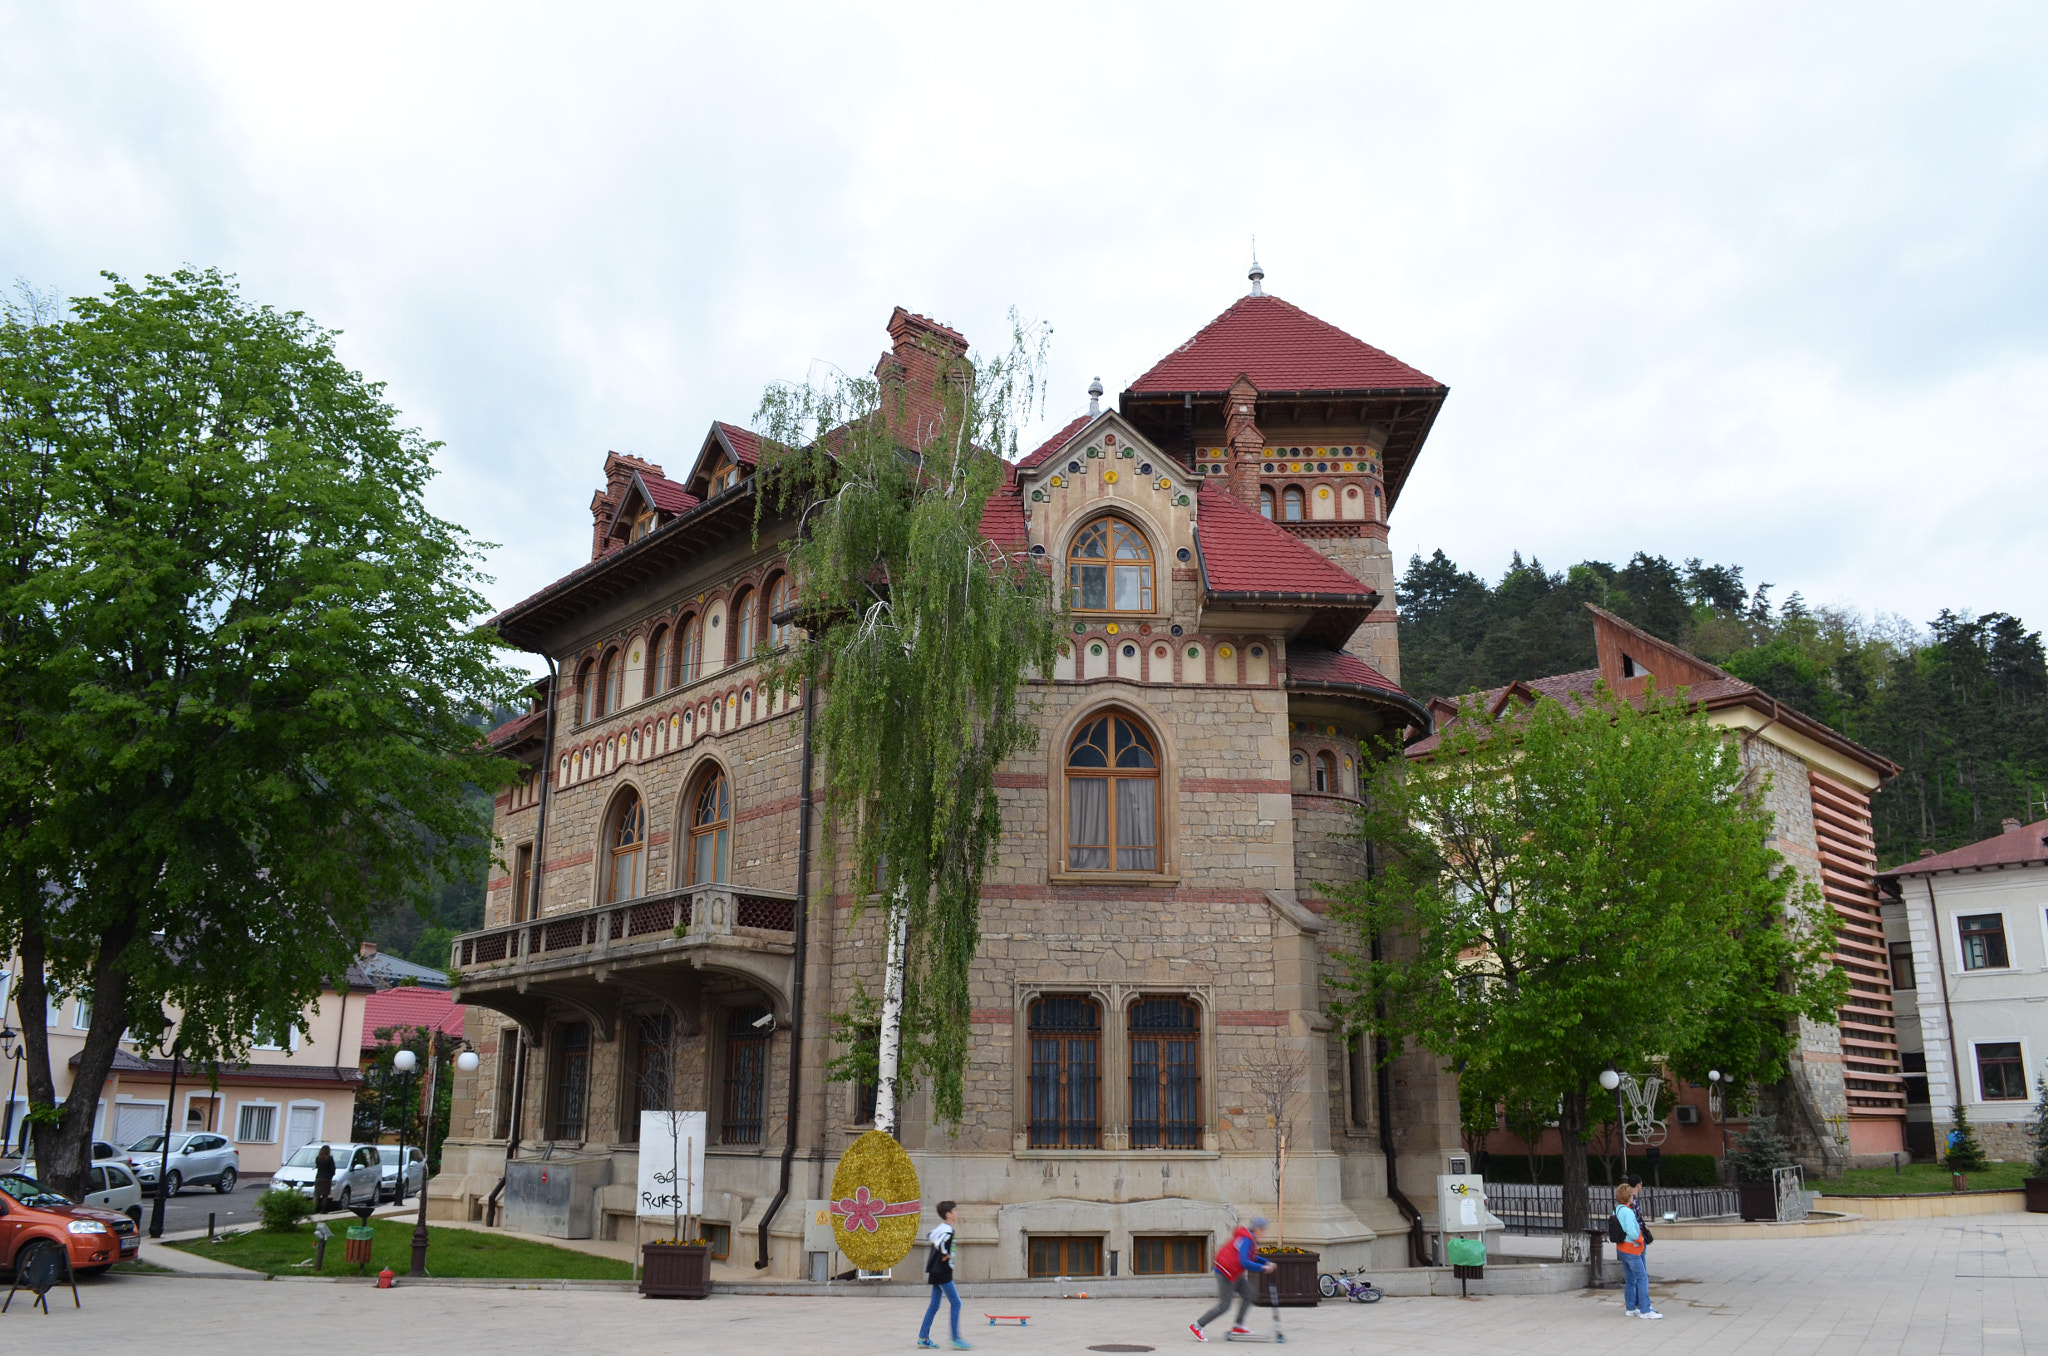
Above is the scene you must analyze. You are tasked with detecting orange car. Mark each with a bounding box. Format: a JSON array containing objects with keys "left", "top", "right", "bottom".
[{"left": 0, "top": 1170, "right": 141, "bottom": 1279}]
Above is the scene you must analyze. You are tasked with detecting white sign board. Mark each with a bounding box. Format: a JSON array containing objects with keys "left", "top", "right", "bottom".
[
  {"left": 1435, "top": 1173, "right": 1502, "bottom": 1232},
  {"left": 637, "top": 1111, "right": 707, "bottom": 1219}
]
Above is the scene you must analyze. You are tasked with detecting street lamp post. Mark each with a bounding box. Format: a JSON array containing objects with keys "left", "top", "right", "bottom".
[
  {"left": 1598, "top": 1069, "right": 1629, "bottom": 1181},
  {"left": 391, "top": 1046, "right": 417, "bottom": 1207},
  {"left": 0, "top": 1025, "right": 24, "bottom": 1161},
  {"left": 1707, "top": 1070, "right": 1727, "bottom": 1175},
  {"left": 397, "top": 1041, "right": 478, "bottom": 1277},
  {"left": 148, "top": 1042, "right": 182, "bottom": 1239}
]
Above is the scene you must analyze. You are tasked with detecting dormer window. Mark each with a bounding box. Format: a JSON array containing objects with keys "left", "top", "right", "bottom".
[
  {"left": 1067, "top": 516, "right": 1154, "bottom": 614},
  {"left": 707, "top": 455, "right": 741, "bottom": 495},
  {"left": 630, "top": 510, "right": 656, "bottom": 542}
]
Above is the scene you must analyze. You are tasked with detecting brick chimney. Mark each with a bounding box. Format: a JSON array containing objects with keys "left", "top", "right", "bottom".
[
  {"left": 2004, "top": 817, "right": 2025, "bottom": 833},
  {"left": 876, "top": 308, "right": 971, "bottom": 455},
  {"left": 1224, "top": 375, "right": 1264, "bottom": 510},
  {"left": 588, "top": 450, "right": 668, "bottom": 560},
  {"left": 360, "top": 941, "right": 378, "bottom": 959}
]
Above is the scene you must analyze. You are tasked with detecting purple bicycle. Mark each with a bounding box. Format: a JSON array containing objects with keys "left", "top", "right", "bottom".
[{"left": 1317, "top": 1268, "right": 1384, "bottom": 1303}]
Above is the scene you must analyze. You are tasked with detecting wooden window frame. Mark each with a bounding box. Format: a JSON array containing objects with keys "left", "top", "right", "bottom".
[
  {"left": 1066, "top": 515, "right": 1156, "bottom": 616},
  {"left": 648, "top": 626, "right": 671, "bottom": 698},
  {"left": 1028, "top": 1235, "right": 1102, "bottom": 1278},
  {"left": 767, "top": 574, "right": 795, "bottom": 650},
  {"left": 1127, "top": 996, "right": 1201, "bottom": 1149},
  {"left": 732, "top": 588, "right": 758, "bottom": 664},
  {"left": 720, "top": 1006, "right": 770, "bottom": 1145},
  {"left": 1028, "top": 996, "right": 1102, "bottom": 1149},
  {"left": 688, "top": 769, "right": 731, "bottom": 884},
  {"left": 1958, "top": 913, "right": 2010, "bottom": 971},
  {"left": 549, "top": 1021, "right": 591, "bottom": 1141},
  {"left": 1976, "top": 1041, "right": 2027, "bottom": 1101},
  {"left": 1063, "top": 711, "right": 1162, "bottom": 875},
  {"left": 608, "top": 790, "right": 646, "bottom": 904},
  {"left": 1132, "top": 1235, "right": 1208, "bottom": 1276}
]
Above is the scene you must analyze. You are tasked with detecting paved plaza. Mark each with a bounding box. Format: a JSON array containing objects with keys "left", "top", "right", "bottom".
[{"left": 18, "top": 1212, "right": 2042, "bottom": 1355}]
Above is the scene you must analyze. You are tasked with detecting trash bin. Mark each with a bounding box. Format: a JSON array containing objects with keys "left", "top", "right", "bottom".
[{"left": 344, "top": 1224, "right": 375, "bottom": 1267}]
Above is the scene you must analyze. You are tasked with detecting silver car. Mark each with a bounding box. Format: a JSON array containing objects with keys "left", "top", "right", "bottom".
[
  {"left": 378, "top": 1145, "right": 425, "bottom": 1202},
  {"left": 129, "top": 1131, "right": 239, "bottom": 1195},
  {"left": 270, "top": 1142, "right": 383, "bottom": 1211},
  {"left": 10, "top": 1160, "right": 145, "bottom": 1222}
]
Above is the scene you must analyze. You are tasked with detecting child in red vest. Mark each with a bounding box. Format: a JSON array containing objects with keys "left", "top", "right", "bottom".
[{"left": 1190, "top": 1216, "right": 1275, "bottom": 1341}]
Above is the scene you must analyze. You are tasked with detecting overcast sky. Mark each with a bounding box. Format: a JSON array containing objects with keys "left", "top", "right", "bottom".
[{"left": 6, "top": 2, "right": 2044, "bottom": 653}]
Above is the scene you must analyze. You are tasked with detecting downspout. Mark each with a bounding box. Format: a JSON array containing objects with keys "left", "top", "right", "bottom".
[
  {"left": 757, "top": 675, "right": 816, "bottom": 1269},
  {"left": 1927, "top": 876, "right": 1964, "bottom": 1114},
  {"left": 491, "top": 656, "right": 558, "bottom": 1224},
  {"left": 1364, "top": 844, "right": 1428, "bottom": 1267}
]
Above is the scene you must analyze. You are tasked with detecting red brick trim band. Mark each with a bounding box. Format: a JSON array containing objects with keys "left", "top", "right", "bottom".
[
  {"left": 1179, "top": 778, "right": 1291, "bottom": 794},
  {"left": 992, "top": 773, "right": 1047, "bottom": 789},
  {"left": 970, "top": 1008, "right": 1015, "bottom": 1024},
  {"left": 1216, "top": 1010, "right": 1291, "bottom": 1028}
]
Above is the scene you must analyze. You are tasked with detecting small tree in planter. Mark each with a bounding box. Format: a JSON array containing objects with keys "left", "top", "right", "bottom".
[
  {"left": 1726, "top": 1114, "right": 1795, "bottom": 1220},
  {"left": 1945, "top": 1102, "right": 1989, "bottom": 1183},
  {"left": 2026, "top": 1079, "right": 2048, "bottom": 1213},
  {"left": 632, "top": 1013, "right": 710, "bottom": 1299}
]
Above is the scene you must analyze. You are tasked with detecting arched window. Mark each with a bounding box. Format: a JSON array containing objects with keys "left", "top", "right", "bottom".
[
  {"left": 1066, "top": 516, "right": 1154, "bottom": 614},
  {"left": 767, "top": 574, "right": 795, "bottom": 649},
  {"left": 1282, "top": 486, "right": 1305, "bottom": 522},
  {"left": 733, "top": 589, "right": 757, "bottom": 663},
  {"left": 602, "top": 650, "right": 624, "bottom": 715},
  {"left": 608, "top": 791, "right": 646, "bottom": 903},
  {"left": 649, "top": 626, "right": 671, "bottom": 698},
  {"left": 578, "top": 659, "right": 598, "bottom": 725},
  {"left": 1028, "top": 996, "right": 1101, "bottom": 1148},
  {"left": 1128, "top": 997, "right": 1202, "bottom": 1148},
  {"left": 1315, "top": 751, "right": 1335, "bottom": 794},
  {"left": 689, "top": 769, "right": 731, "bottom": 884},
  {"left": 678, "top": 615, "right": 701, "bottom": 686},
  {"left": 1259, "top": 486, "right": 1275, "bottom": 519},
  {"left": 1065, "top": 711, "right": 1159, "bottom": 872}
]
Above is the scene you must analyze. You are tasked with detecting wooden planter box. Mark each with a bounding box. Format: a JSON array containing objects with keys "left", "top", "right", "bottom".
[
  {"left": 640, "top": 1242, "right": 710, "bottom": 1299},
  {"left": 1736, "top": 1183, "right": 1778, "bottom": 1222},
  {"left": 1258, "top": 1250, "right": 1321, "bottom": 1307},
  {"left": 2025, "top": 1179, "right": 2048, "bottom": 1214}
]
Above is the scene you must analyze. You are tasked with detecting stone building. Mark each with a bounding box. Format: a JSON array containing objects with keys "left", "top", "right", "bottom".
[
  {"left": 1413, "top": 606, "right": 1907, "bottom": 1173},
  {"left": 434, "top": 271, "right": 1469, "bottom": 1277}
]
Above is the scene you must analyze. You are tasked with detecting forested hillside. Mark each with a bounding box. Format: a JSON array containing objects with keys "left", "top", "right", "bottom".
[{"left": 1396, "top": 549, "right": 2048, "bottom": 867}]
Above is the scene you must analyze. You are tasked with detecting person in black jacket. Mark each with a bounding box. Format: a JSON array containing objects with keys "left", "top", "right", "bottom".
[
  {"left": 917, "top": 1200, "right": 970, "bottom": 1350},
  {"left": 313, "top": 1145, "right": 336, "bottom": 1213}
]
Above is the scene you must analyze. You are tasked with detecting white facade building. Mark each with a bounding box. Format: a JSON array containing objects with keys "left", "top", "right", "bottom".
[{"left": 1882, "top": 816, "right": 2048, "bottom": 1162}]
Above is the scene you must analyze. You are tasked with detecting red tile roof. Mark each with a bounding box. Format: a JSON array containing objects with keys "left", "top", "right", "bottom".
[
  {"left": 1016, "top": 415, "right": 1091, "bottom": 471},
  {"left": 638, "top": 472, "right": 698, "bottom": 515},
  {"left": 360, "top": 986, "right": 466, "bottom": 1050},
  {"left": 1286, "top": 645, "right": 1407, "bottom": 698},
  {"left": 978, "top": 468, "right": 1030, "bottom": 549},
  {"left": 1880, "top": 817, "right": 2048, "bottom": 879},
  {"left": 1128, "top": 294, "right": 1441, "bottom": 395},
  {"left": 714, "top": 422, "right": 762, "bottom": 466},
  {"left": 1194, "top": 483, "right": 1380, "bottom": 599},
  {"left": 486, "top": 709, "right": 544, "bottom": 748}
]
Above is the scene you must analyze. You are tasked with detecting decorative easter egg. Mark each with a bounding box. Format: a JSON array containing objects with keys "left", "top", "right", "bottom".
[{"left": 828, "top": 1130, "right": 922, "bottom": 1271}]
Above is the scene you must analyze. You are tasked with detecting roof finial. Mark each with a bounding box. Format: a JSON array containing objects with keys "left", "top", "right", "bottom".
[
  {"left": 1087, "top": 376, "right": 1103, "bottom": 416},
  {"left": 1248, "top": 238, "right": 1265, "bottom": 297}
]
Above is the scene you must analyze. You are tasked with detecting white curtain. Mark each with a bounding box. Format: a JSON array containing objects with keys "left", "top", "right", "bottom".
[
  {"left": 1068, "top": 778, "right": 1109, "bottom": 869},
  {"left": 1116, "top": 779, "right": 1157, "bottom": 871}
]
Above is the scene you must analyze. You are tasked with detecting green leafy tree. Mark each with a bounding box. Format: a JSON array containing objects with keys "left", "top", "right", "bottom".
[
  {"left": 2029, "top": 1078, "right": 2048, "bottom": 1178},
  {"left": 0, "top": 270, "right": 521, "bottom": 1198},
  {"left": 749, "top": 314, "right": 1063, "bottom": 1126},
  {"left": 1945, "top": 1103, "right": 1989, "bottom": 1173},
  {"left": 1329, "top": 682, "right": 1843, "bottom": 1259}
]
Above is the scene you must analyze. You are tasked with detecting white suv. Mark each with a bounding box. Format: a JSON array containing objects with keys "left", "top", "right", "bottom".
[{"left": 129, "top": 1132, "right": 239, "bottom": 1195}]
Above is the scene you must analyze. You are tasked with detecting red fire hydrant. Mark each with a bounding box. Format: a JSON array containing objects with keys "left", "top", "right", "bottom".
[{"left": 377, "top": 1268, "right": 396, "bottom": 1289}]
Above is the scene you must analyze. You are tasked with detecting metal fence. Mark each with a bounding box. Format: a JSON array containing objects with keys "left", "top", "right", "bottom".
[{"left": 1485, "top": 1182, "right": 1741, "bottom": 1235}]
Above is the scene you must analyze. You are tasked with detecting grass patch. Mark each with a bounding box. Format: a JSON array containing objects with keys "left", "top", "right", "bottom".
[
  {"left": 1822, "top": 1160, "right": 2034, "bottom": 1196},
  {"left": 165, "top": 1219, "right": 631, "bottom": 1280},
  {"left": 110, "top": 1259, "right": 175, "bottom": 1274}
]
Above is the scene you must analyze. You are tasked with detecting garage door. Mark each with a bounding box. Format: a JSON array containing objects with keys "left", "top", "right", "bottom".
[{"left": 114, "top": 1103, "right": 164, "bottom": 1149}]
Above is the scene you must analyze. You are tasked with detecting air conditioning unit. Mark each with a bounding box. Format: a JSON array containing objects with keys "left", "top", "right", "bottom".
[{"left": 1674, "top": 1105, "right": 1701, "bottom": 1125}]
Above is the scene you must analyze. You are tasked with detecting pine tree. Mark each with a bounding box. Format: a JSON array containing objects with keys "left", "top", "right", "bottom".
[
  {"left": 2029, "top": 1079, "right": 2048, "bottom": 1178},
  {"left": 1725, "top": 1114, "right": 1797, "bottom": 1183},
  {"left": 1945, "top": 1103, "right": 1990, "bottom": 1172}
]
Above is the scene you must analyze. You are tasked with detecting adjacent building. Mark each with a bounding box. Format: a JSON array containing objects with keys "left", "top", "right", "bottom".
[
  {"left": 1881, "top": 816, "right": 2048, "bottom": 1161},
  {"left": 1412, "top": 605, "right": 1906, "bottom": 1171},
  {"left": 436, "top": 273, "right": 1471, "bottom": 1276}
]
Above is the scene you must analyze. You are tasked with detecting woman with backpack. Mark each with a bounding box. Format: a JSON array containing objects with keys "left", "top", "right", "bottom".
[
  {"left": 917, "top": 1200, "right": 971, "bottom": 1350},
  {"left": 1612, "top": 1182, "right": 1661, "bottom": 1319}
]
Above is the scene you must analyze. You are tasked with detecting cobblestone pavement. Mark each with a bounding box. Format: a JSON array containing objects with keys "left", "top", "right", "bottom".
[{"left": 49, "top": 1212, "right": 2045, "bottom": 1355}]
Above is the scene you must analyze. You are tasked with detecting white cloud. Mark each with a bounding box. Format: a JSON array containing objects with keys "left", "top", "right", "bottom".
[{"left": 2, "top": 0, "right": 2042, "bottom": 648}]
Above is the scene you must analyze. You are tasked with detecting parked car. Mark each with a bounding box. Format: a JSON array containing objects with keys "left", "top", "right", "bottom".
[
  {"left": 128, "top": 1132, "right": 239, "bottom": 1195},
  {"left": 9, "top": 1162, "right": 144, "bottom": 1223},
  {"left": 270, "top": 1142, "right": 382, "bottom": 1211},
  {"left": 0, "top": 1170, "right": 141, "bottom": 1279},
  {"left": 378, "top": 1145, "right": 426, "bottom": 1202}
]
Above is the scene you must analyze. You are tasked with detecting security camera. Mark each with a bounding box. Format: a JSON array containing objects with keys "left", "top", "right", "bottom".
[{"left": 751, "top": 1012, "right": 776, "bottom": 1032}]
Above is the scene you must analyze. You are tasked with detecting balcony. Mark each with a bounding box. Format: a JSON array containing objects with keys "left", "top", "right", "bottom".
[{"left": 450, "top": 883, "right": 798, "bottom": 1040}]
